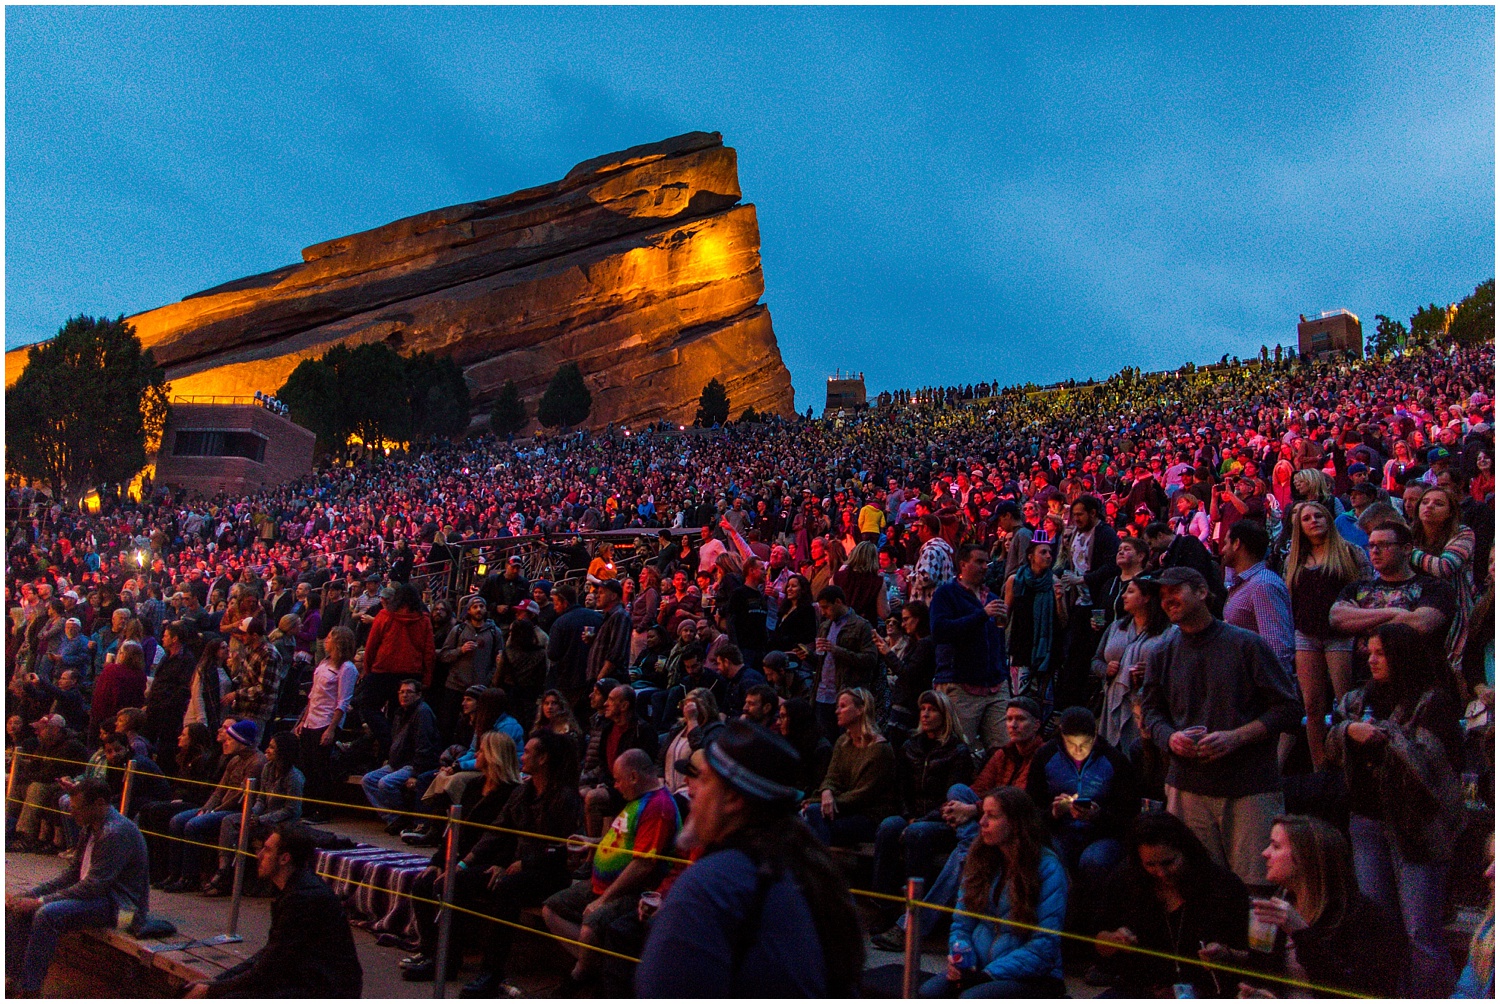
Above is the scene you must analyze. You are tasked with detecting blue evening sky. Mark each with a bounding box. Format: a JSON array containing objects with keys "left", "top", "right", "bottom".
[{"left": 6, "top": 6, "right": 1494, "bottom": 411}]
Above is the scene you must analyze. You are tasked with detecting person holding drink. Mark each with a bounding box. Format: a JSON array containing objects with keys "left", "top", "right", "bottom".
[
  {"left": 918, "top": 787, "right": 1068, "bottom": 998},
  {"left": 1140, "top": 566, "right": 1301, "bottom": 886},
  {"left": 1199, "top": 815, "right": 1407, "bottom": 998}
]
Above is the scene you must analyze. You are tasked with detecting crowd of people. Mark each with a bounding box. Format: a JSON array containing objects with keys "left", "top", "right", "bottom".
[{"left": 3, "top": 340, "right": 1496, "bottom": 998}]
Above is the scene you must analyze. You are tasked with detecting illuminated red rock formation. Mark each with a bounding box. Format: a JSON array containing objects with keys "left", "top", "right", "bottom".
[{"left": 5, "top": 131, "right": 795, "bottom": 431}]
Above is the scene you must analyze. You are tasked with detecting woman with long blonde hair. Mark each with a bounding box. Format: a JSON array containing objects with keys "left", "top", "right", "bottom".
[
  {"left": 799, "top": 686, "right": 897, "bottom": 848},
  {"left": 1284, "top": 501, "right": 1371, "bottom": 768},
  {"left": 1412, "top": 485, "right": 1477, "bottom": 682}
]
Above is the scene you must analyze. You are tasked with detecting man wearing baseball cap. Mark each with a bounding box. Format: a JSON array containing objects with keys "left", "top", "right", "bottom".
[
  {"left": 8, "top": 715, "right": 88, "bottom": 853},
  {"left": 1140, "top": 565, "right": 1300, "bottom": 886},
  {"left": 636, "top": 722, "right": 861, "bottom": 997}
]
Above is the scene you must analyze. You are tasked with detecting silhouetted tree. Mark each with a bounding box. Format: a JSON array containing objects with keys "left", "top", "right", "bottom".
[
  {"left": 489, "top": 380, "right": 528, "bottom": 437},
  {"left": 696, "top": 378, "right": 730, "bottom": 427},
  {"left": 536, "top": 363, "right": 592, "bottom": 429}
]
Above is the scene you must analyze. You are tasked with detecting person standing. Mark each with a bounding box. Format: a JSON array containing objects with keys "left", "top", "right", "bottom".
[
  {"left": 932, "top": 544, "right": 1010, "bottom": 755},
  {"left": 1220, "top": 521, "right": 1295, "bottom": 678},
  {"left": 436, "top": 597, "right": 502, "bottom": 741},
  {"left": 1140, "top": 566, "right": 1301, "bottom": 885},
  {"left": 361, "top": 583, "right": 436, "bottom": 756},
  {"left": 586, "top": 579, "right": 633, "bottom": 684},
  {"left": 292, "top": 625, "right": 358, "bottom": 822},
  {"left": 1055, "top": 496, "right": 1120, "bottom": 713}
]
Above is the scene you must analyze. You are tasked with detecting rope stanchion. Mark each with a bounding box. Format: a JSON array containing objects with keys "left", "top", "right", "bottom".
[
  {"left": 216, "top": 777, "right": 258, "bottom": 944},
  {"left": 901, "top": 877, "right": 923, "bottom": 999},
  {"left": 119, "top": 761, "right": 135, "bottom": 814},
  {"left": 433, "top": 804, "right": 460, "bottom": 1000},
  {"left": 7, "top": 749, "right": 21, "bottom": 807}
]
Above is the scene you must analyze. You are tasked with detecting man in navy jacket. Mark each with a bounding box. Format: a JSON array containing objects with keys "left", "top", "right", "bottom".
[{"left": 930, "top": 543, "right": 1010, "bottom": 755}]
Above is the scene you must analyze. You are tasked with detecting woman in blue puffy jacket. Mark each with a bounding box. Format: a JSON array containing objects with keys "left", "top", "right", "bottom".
[{"left": 920, "top": 786, "right": 1069, "bottom": 998}]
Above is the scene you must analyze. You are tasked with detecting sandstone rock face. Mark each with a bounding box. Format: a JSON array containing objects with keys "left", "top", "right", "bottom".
[{"left": 5, "top": 131, "right": 796, "bottom": 431}]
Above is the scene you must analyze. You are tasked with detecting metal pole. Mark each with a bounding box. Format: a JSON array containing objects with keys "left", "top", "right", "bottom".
[
  {"left": 902, "top": 877, "right": 925, "bottom": 999},
  {"left": 219, "top": 777, "right": 257, "bottom": 943},
  {"left": 119, "top": 761, "right": 135, "bottom": 814},
  {"left": 433, "top": 804, "right": 461, "bottom": 999},
  {"left": 7, "top": 749, "right": 21, "bottom": 807}
]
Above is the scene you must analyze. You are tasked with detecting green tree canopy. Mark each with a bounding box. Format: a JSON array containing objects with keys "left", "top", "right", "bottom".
[
  {"left": 695, "top": 378, "right": 730, "bottom": 427},
  {"left": 536, "top": 363, "right": 592, "bottom": 429},
  {"left": 489, "top": 380, "right": 528, "bottom": 438},
  {"left": 1409, "top": 302, "right": 1452, "bottom": 345},
  {"left": 738, "top": 406, "right": 760, "bottom": 424},
  {"left": 279, "top": 341, "right": 412, "bottom": 455},
  {"left": 5, "top": 315, "right": 169, "bottom": 502},
  {"left": 1450, "top": 279, "right": 1494, "bottom": 345},
  {"left": 1372, "top": 314, "right": 1408, "bottom": 357},
  {"left": 405, "top": 352, "right": 471, "bottom": 440}
]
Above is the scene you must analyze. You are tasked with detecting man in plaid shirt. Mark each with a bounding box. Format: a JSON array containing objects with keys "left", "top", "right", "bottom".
[{"left": 225, "top": 616, "right": 283, "bottom": 735}]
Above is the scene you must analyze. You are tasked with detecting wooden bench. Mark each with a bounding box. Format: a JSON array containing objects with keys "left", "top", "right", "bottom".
[{"left": 68, "top": 926, "right": 252, "bottom": 996}]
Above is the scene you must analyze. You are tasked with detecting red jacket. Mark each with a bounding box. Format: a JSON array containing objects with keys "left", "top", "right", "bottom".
[
  {"left": 90, "top": 662, "right": 147, "bottom": 740},
  {"left": 364, "top": 608, "right": 435, "bottom": 686}
]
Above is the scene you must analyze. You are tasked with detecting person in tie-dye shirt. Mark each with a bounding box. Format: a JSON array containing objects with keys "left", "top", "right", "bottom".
[{"left": 542, "top": 749, "right": 680, "bottom": 990}]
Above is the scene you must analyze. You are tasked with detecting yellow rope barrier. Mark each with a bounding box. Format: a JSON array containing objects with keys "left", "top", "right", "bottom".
[{"left": 5, "top": 752, "right": 1372, "bottom": 995}]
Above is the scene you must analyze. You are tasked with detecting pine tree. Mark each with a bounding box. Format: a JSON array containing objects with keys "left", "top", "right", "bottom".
[
  {"left": 489, "top": 380, "right": 528, "bottom": 437},
  {"left": 536, "top": 363, "right": 592, "bottom": 429}
]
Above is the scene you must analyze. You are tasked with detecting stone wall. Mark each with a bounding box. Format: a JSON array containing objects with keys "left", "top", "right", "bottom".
[{"left": 5, "top": 131, "right": 796, "bottom": 432}]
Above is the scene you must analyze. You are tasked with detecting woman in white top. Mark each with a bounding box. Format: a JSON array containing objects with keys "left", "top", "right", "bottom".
[{"left": 293, "top": 624, "right": 358, "bottom": 820}]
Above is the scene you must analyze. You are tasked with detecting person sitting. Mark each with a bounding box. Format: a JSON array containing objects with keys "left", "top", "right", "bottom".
[
  {"left": 542, "top": 749, "right": 680, "bottom": 993},
  {"left": 918, "top": 787, "right": 1068, "bottom": 999},
  {"left": 360, "top": 678, "right": 440, "bottom": 836},
  {"left": 1201, "top": 814, "right": 1407, "bottom": 998},
  {"left": 1452, "top": 834, "right": 1494, "bottom": 999},
  {"left": 400, "top": 731, "right": 521, "bottom": 981},
  {"left": 739, "top": 683, "right": 779, "bottom": 729},
  {"left": 136, "top": 723, "right": 219, "bottom": 886},
  {"left": 159, "top": 719, "right": 266, "bottom": 892},
  {"left": 531, "top": 688, "right": 587, "bottom": 760},
  {"left": 800, "top": 687, "right": 897, "bottom": 846},
  {"left": 402, "top": 685, "right": 513, "bottom": 845},
  {"left": 1091, "top": 810, "right": 1249, "bottom": 997},
  {"left": 203, "top": 733, "right": 304, "bottom": 897},
  {"left": 8, "top": 713, "right": 88, "bottom": 853},
  {"left": 579, "top": 683, "right": 660, "bottom": 838},
  {"left": 458, "top": 732, "right": 583, "bottom": 998},
  {"left": 1025, "top": 706, "right": 1137, "bottom": 894},
  {"left": 5, "top": 778, "right": 150, "bottom": 996},
  {"left": 182, "top": 824, "right": 363, "bottom": 998},
  {"left": 661, "top": 688, "right": 724, "bottom": 795},
  {"left": 872, "top": 697, "right": 1046, "bottom": 951},
  {"left": 636, "top": 721, "right": 865, "bottom": 997},
  {"left": 775, "top": 697, "right": 832, "bottom": 796},
  {"left": 872, "top": 691, "right": 973, "bottom": 911}
]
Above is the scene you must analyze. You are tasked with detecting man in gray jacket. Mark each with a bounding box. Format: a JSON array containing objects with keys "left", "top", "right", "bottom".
[
  {"left": 436, "top": 596, "right": 501, "bottom": 740},
  {"left": 6, "top": 779, "right": 149, "bottom": 995}
]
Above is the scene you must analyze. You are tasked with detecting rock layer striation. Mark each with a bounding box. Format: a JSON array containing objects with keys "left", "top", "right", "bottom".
[{"left": 5, "top": 131, "right": 795, "bottom": 431}]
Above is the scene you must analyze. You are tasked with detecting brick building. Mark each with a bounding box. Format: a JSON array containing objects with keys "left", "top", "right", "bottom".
[
  {"left": 1297, "top": 309, "right": 1363, "bottom": 358},
  {"left": 154, "top": 399, "right": 316, "bottom": 497},
  {"left": 823, "top": 371, "right": 867, "bottom": 418}
]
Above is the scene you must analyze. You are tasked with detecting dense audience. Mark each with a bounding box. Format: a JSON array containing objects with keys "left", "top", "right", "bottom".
[{"left": 3, "top": 340, "right": 1495, "bottom": 998}]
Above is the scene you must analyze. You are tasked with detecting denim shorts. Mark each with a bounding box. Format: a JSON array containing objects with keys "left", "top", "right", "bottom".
[{"left": 1294, "top": 630, "right": 1354, "bottom": 654}]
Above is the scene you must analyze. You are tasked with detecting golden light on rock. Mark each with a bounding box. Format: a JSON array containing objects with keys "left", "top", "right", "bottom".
[{"left": 6, "top": 132, "right": 795, "bottom": 431}]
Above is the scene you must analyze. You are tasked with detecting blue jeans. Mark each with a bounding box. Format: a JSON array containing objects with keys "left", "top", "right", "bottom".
[
  {"left": 873, "top": 816, "right": 958, "bottom": 897},
  {"left": 11, "top": 896, "right": 116, "bottom": 992},
  {"left": 919, "top": 973, "right": 1066, "bottom": 998},
  {"left": 167, "top": 808, "right": 235, "bottom": 882},
  {"left": 1349, "top": 813, "right": 1455, "bottom": 996},
  {"left": 897, "top": 784, "right": 980, "bottom": 937},
  {"left": 799, "top": 804, "right": 879, "bottom": 847},
  {"left": 1053, "top": 828, "right": 1124, "bottom": 891},
  {"left": 362, "top": 764, "right": 417, "bottom": 824}
]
